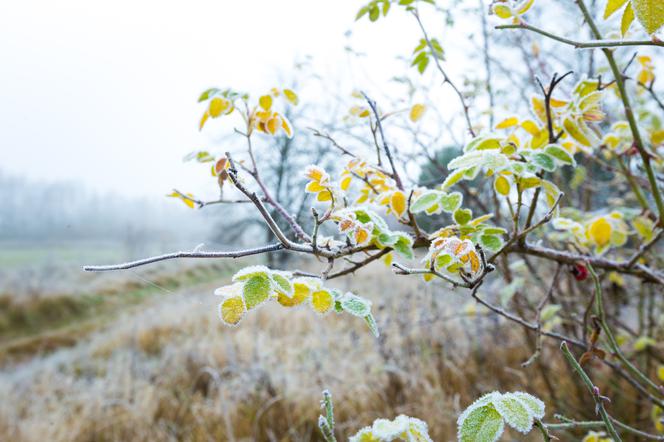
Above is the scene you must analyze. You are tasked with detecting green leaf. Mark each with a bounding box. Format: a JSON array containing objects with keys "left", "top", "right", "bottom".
[
  {"left": 340, "top": 293, "right": 372, "bottom": 317},
  {"left": 492, "top": 393, "right": 534, "bottom": 434},
  {"left": 233, "top": 265, "right": 270, "bottom": 282},
  {"left": 540, "top": 304, "right": 561, "bottom": 322},
  {"left": 511, "top": 392, "right": 545, "bottom": 420},
  {"left": 479, "top": 234, "right": 503, "bottom": 252},
  {"left": 198, "top": 87, "right": 220, "bottom": 102},
  {"left": 448, "top": 151, "right": 509, "bottom": 171},
  {"left": 633, "top": 216, "right": 655, "bottom": 241},
  {"left": 458, "top": 399, "right": 504, "bottom": 442},
  {"left": 440, "top": 192, "right": 463, "bottom": 213},
  {"left": 441, "top": 168, "right": 469, "bottom": 189},
  {"left": 531, "top": 153, "right": 556, "bottom": 172},
  {"left": 369, "top": 4, "right": 380, "bottom": 21},
  {"left": 544, "top": 144, "right": 576, "bottom": 166},
  {"left": 242, "top": 275, "right": 272, "bottom": 309},
  {"left": 271, "top": 273, "right": 293, "bottom": 296},
  {"left": 417, "top": 55, "right": 430, "bottom": 74},
  {"left": 356, "top": 6, "right": 369, "bottom": 20},
  {"left": 454, "top": 208, "right": 473, "bottom": 225},
  {"left": 393, "top": 233, "right": 414, "bottom": 259},
  {"left": 364, "top": 314, "right": 380, "bottom": 337},
  {"left": 632, "top": 0, "right": 664, "bottom": 34},
  {"left": 376, "top": 232, "right": 399, "bottom": 247},
  {"left": 411, "top": 191, "right": 440, "bottom": 213}
]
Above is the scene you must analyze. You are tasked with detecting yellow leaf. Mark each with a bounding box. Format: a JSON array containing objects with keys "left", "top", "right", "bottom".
[
  {"left": 340, "top": 175, "right": 352, "bottom": 191},
  {"left": 391, "top": 191, "right": 407, "bottom": 216},
  {"left": 494, "top": 175, "right": 511, "bottom": 196},
  {"left": 521, "top": 119, "right": 540, "bottom": 136},
  {"left": 496, "top": 116, "right": 519, "bottom": 129},
  {"left": 621, "top": 2, "right": 635, "bottom": 36},
  {"left": 317, "top": 190, "right": 333, "bottom": 202},
  {"left": 651, "top": 129, "right": 664, "bottom": 145},
  {"left": 259, "top": 94, "right": 273, "bottom": 111},
  {"left": 278, "top": 282, "right": 309, "bottom": 307},
  {"left": 588, "top": 217, "right": 612, "bottom": 247},
  {"left": 632, "top": 0, "right": 664, "bottom": 34},
  {"left": 266, "top": 116, "right": 280, "bottom": 135},
  {"left": 604, "top": 0, "right": 629, "bottom": 18},
  {"left": 311, "top": 290, "right": 334, "bottom": 314},
  {"left": 658, "top": 365, "right": 664, "bottom": 381},
  {"left": 516, "top": 0, "right": 535, "bottom": 15},
  {"left": 493, "top": 4, "right": 513, "bottom": 18},
  {"left": 563, "top": 117, "right": 592, "bottom": 147},
  {"left": 409, "top": 103, "right": 426, "bottom": 122},
  {"left": 468, "top": 250, "right": 480, "bottom": 274},
  {"left": 306, "top": 181, "right": 326, "bottom": 193},
  {"left": 550, "top": 98, "right": 568, "bottom": 107},
  {"left": 355, "top": 227, "right": 370, "bottom": 245},
  {"left": 199, "top": 111, "right": 209, "bottom": 131},
  {"left": 218, "top": 296, "right": 245, "bottom": 326},
  {"left": 281, "top": 115, "right": 294, "bottom": 138},
  {"left": 283, "top": 88, "right": 299, "bottom": 105}
]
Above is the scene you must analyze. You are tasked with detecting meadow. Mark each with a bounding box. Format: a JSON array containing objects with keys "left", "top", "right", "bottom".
[{"left": 0, "top": 245, "right": 601, "bottom": 442}]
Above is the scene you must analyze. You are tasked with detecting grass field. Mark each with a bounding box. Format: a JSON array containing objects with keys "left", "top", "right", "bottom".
[{"left": 0, "top": 250, "right": 599, "bottom": 442}]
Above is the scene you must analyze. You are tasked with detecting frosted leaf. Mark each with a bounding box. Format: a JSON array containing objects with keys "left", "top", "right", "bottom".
[
  {"left": 364, "top": 314, "right": 380, "bottom": 338},
  {"left": 406, "top": 417, "right": 433, "bottom": 442},
  {"left": 232, "top": 265, "right": 270, "bottom": 282},
  {"left": 457, "top": 400, "right": 504, "bottom": 442},
  {"left": 340, "top": 292, "right": 372, "bottom": 317},
  {"left": 218, "top": 295, "right": 246, "bottom": 326},
  {"left": 392, "top": 233, "right": 414, "bottom": 260},
  {"left": 448, "top": 151, "right": 509, "bottom": 172},
  {"left": 214, "top": 282, "right": 243, "bottom": 297},
  {"left": 632, "top": 0, "right": 664, "bottom": 34},
  {"left": 492, "top": 392, "right": 534, "bottom": 434},
  {"left": 411, "top": 191, "right": 440, "bottom": 213},
  {"left": 511, "top": 392, "right": 545, "bottom": 420},
  {"left": 349, "top": 426, "right": 379, "bottom": 442},
  {"left": 440, "top": 192, "right": 463, "bottom": 213},
  {"left": 270, "top": 272, "right": 294, "bottom": 296},
  {"left": 242, "top": 274, "right": 272, "bottom": 310},
  {"left": 372, "top": 417, "right": 407, "bottom": 440}
]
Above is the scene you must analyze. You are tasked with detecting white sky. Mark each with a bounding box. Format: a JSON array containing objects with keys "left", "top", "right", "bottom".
[{"left": 0, "top": 0, "right": 436, "bottom": 198}]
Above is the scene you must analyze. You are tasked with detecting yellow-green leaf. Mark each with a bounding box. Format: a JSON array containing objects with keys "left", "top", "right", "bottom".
[
  {"left": 218, "top": 296, "right": 246, "bottom": 326},
  {"left": 604, "top": 0, "right": 629, "bottom": 18},
  {"left": 283, "top": 89, "right": 299, "bottom": 105},
  {"left": 494, "top": 175, "right": 511, "bottom": 196},
  {"left": 632, "top": 0, "right": 664, "bottom": 34},
  {"left": 621, "top": 2, "right": 636, "bottom": 35}
]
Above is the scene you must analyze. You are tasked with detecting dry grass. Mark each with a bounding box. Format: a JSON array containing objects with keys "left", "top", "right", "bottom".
[{"left": 0, "top": 260, "right": 643, "bottom": 441}]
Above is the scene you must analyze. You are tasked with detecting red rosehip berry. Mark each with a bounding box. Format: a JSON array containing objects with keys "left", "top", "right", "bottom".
[{"left": 571, "top": 263, "right": 588, "bottom": 281}]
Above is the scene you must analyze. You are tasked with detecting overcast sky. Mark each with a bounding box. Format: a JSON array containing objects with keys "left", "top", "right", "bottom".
[{"left": 0, "top": 0, "right": 443, "bottom": 199}]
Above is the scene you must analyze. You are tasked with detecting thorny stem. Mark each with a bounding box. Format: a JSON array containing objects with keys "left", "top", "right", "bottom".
[
  {"left": 587, "top": 264, "right": 663, "bottom": 396},
  {"left": 560, "top": 341, "right": 622, "bottom": 441}
]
